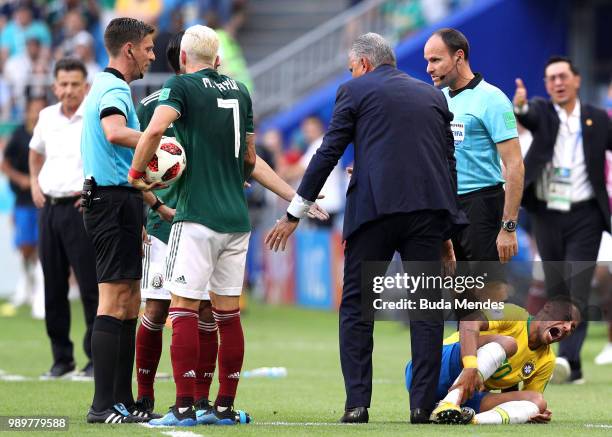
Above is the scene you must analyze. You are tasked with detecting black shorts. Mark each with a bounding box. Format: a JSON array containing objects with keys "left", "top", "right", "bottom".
[
  {"left": 83, "top": 186, "right": 143, "bottom": 283},
  {"left": 453, "top": 183, "right": 505, "bottom": 262}
]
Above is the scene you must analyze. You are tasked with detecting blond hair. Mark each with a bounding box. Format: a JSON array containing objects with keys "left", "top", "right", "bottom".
[{"left": 180, "top": 25, "right": 219, "bottom": 65}]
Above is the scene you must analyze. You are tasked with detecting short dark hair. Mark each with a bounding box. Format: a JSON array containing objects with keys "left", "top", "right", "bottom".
[
  {"left": 433, "top": 28, "right": 470, "bottom": 61},
  {"left": 545, "top": 55, "right": 579, "bottom": 76},
  {"left": 166, "top": 31, "right": 184, "bottom": 74},
  {"left": 545, "top": 295, "right": 583, "bottom": 320},
  {"left": 26, "top": 95, "right": 47, "bottom": 109},
  {"left": 54, "top": 58, "right": 87, "bottom": 78},
  {"left": 104, "top": 17, "right": 155, "bottom": 57}
]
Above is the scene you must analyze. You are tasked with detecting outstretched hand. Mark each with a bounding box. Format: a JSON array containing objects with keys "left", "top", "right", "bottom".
[{"left": 265, "top": 215, "right": 299, "bottom": 251}]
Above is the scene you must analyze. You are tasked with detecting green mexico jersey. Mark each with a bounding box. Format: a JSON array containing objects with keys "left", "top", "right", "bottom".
[
  {"left": 158, "top": 68, "right": 253, "bottom": 233},
  {"left": 137, "top": 89, "right": 179, "bottom": 244}
]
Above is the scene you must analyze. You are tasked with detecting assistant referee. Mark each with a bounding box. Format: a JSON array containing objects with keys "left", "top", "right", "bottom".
[{"left": 80, "top": 18, "right": 161, "bottom": 424}]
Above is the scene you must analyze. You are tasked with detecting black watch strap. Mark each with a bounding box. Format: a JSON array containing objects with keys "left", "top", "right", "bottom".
[
  {"left": 151, "top": 196, "right": 164, "bottom": 211},
  {"left": 287, "top": 212, "right": 300, "bottom": 222}
]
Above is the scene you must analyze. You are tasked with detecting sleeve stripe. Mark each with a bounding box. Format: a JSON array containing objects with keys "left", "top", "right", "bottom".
[
  {"left": 100, "top": 106, "right": 126, "bottom": 120},
  {"left": 157, "top": 104, "right": 181, "bottom": 118}
]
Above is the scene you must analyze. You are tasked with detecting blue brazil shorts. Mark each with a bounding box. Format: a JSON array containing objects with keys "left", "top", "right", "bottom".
[
  {"left": 13, "top": 206, "right": 38, "bottom": 247},
  {"left": 405, "top": 342, "right": 487, "bottom": 412}
]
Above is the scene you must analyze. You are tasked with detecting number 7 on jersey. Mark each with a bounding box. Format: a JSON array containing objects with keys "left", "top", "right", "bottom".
[{"left": 217, "top": 98, "right": 241, "bottom": 158}]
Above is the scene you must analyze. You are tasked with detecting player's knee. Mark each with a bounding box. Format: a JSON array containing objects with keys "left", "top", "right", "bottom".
[
  {"left": 144, "top": 300, "right": 169, "bottom": 324},
  {"left": 199, "top": 300, "right": 213, "bottom": 322}
]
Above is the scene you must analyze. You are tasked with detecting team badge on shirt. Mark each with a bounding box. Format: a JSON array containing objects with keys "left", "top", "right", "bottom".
[{"left": 522, "top": 360, "right": 535, "bottom": 377}]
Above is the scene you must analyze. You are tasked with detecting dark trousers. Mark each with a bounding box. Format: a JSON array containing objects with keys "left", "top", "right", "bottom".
[
  {"left": 531, "top": 200, "right": 605, "bottom": 369},
  {"left": 340, "top": 211, "right": 446, "bottom": 411},
  {"left": 39, "top": 199, "right": 99, "bottom": 365}
]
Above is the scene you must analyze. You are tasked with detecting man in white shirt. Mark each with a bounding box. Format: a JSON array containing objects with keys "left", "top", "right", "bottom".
[
  {"left": 513, "top": 56, "right": 612, "bottom": 384},
  {"left": 29, "top": 58, "right": 98, "bottom": 379},
  {"left": 283, "top": 116, "right": 346, "bottom": 227}
]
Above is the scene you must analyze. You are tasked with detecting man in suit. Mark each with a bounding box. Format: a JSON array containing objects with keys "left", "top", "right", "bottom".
[
  {"left": 514, "top": 56, "right": 612, "bottom": 383},
  {"left": 266, "top": 33, "right": 467, "bottom": 423}
]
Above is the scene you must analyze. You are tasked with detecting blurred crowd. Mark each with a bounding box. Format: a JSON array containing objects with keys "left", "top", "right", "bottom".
[{"left": 0, "top": 0, "right": 250, "bottom": 122}]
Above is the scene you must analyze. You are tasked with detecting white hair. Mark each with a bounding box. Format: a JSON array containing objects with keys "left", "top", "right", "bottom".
[
  {"left": 349, "top": 32, "right": 396, "bottom": 68},
  {"left": 180, "top": 25, "right": 219, "bottom": 65}
]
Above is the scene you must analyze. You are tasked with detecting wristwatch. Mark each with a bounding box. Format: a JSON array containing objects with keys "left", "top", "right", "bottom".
[
  {"left": 501, "top": 220, "right": 517, "bottom": 232},
  {"left": 151, "top": 196, "right": 165, "bottom": 211}
]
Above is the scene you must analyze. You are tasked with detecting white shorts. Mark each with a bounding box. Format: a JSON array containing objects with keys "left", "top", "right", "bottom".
[
  {"left": 165, "top": 221, "right": 250, "bottom": 300},
  {"left": 141, "top": 236, "right": 171, "bottom": 300}
]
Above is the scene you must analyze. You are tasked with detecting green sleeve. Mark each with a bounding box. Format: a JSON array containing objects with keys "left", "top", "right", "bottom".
[{"left": 158, "top": 76, "right": 186, "bottom": 117}]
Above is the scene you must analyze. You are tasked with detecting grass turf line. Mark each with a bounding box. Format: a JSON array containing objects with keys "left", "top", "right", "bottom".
[{"left": 0, "top": 300, "right": 611, "bottom": 436}]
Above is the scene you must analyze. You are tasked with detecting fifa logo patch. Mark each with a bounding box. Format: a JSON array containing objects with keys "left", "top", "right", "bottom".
[
  {"left": 151, "top": 274, "right": 163, "bottom": 289},
  {"left": 450, "top": 122, "right": 465, "bottom": 146},
  {"left": 522, "top": 360, "right": 535, "bottom": 377}
]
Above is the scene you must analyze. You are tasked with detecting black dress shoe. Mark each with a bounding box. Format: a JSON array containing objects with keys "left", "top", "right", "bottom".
[
  {"left": 340, "top": 407, "right": 369, "bottom": 423},
  {"left": 410, "top": 408, "right": 431, "bottom": 424},
  {"left": 41, "top": 361, "right": 75, "bottom": 379}
]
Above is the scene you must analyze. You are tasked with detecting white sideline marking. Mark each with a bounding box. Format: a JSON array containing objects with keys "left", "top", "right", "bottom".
[
  {"left": 139, "top": 424, "right": 205, "bottom": 437},
  {"left": 0, "top": 369, "right": 31, "bottom": 381},
  {"left": 0, "top": 374, "right": 30, "bottom": 381},
  {"left": 255, "top": 422, "right": 346, "bottom": 426},
  {"left": 161, "top": 431, "right": 203, "bottom": 437},
  {"left": 585, "top": 424, "right": 612, "bottom": 429}
]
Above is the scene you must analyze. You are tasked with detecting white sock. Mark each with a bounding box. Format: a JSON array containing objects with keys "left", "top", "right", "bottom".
[
  {"left": 442, "top": 342, "right": 507, "bottom": 406},
  {"left": 474, "top": 401, "right": 539, "bottom": 424}
]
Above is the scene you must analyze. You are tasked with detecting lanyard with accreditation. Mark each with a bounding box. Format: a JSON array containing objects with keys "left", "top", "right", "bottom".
[{"left": 546, "top": 126, "right": 582, "bottom": 211}]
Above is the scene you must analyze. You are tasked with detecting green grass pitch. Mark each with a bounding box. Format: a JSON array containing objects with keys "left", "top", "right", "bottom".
[{"left": 0, "top": 299, "right": 611, "bottom": 436}]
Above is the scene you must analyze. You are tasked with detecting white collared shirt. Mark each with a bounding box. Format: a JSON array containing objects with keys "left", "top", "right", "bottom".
[
  {"left": 299, "top": 135, "right": 346, "bottom": 214},
  {"left": 29, "top": 102, "right": 85, "bottom": 197},
  {"left": 536, "top": 99, "right": 593, "bottom": 202}
]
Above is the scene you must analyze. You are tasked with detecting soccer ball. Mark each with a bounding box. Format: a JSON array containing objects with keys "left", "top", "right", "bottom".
[{"left": 146, "top": 136, "right": 186, "bottom": 185}]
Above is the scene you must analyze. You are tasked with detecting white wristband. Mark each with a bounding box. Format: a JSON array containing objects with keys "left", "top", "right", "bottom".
[{"left": 287, "top": 194, "right": 314, "bottom": 219}]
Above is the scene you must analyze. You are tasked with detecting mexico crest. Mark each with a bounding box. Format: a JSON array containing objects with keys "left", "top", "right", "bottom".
[{"left": 151, "top": 274, "right": 163, "bottom": 289}]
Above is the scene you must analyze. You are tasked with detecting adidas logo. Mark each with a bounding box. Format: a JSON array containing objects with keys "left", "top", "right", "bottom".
[
  {"left": 227, "top": 372, "right": 240, "bottom": 379},
  {"left": 175, "top": 275, "right": 187, "bottom": 284},
  {"left": 183, "top": 370, "right": 196, "bottom": 378},
  {"left": 138, "top": 368, "right": 151, "bottom": 375}
]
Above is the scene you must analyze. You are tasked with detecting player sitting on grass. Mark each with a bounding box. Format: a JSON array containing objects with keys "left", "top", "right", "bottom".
[{"left": 405, "top": 297, "right": 580, "bottom": 424}]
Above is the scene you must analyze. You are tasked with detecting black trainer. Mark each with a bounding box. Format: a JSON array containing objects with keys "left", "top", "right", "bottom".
[
  {"left": 130, "top": 397, "right": 162, "bottom": 420},
  {"left": 41, "top": 361, "right": 75, "bottom": 379},
  {"left": 149, "top": 405, "right": 197, "bottom": 426},
  {"left": 87, "top": 403, "right": 147, "bottom": 424},
  {"left": 194, "top": 398, "right": 212, "bottom": 425}
]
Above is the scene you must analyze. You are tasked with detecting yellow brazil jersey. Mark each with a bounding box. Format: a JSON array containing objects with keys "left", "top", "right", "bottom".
[{"left": 443, "top": 304, "right": 555, "bottom": 393}]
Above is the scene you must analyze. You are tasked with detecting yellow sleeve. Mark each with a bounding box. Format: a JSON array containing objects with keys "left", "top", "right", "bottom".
[
  {"left": 523, "top": 357, "right": 554, "bottom": 393},
  {"left": 486, "top": 319, "right": 515, "bottom": 334}
]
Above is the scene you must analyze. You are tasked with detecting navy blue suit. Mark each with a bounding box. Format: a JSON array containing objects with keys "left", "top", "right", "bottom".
[{"left": 296, "top": 65, "right": 467, "bottom": 412}]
